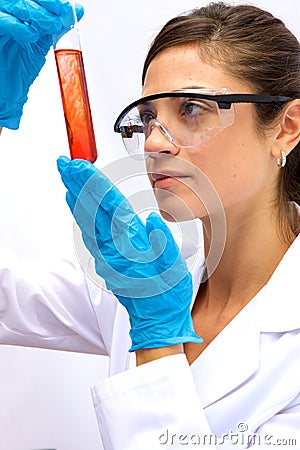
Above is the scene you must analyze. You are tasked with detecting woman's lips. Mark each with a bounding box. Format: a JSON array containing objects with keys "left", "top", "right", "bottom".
[{"left": 151, "top": 171, "right": 188, "bottom": 188}]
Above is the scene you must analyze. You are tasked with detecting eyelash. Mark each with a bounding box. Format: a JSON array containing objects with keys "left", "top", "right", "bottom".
[{"left": 137, "top": 99, "right": 214, "bottom": 126}]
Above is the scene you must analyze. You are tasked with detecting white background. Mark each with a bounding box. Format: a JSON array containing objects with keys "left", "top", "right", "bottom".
[{"left": 0, "top": 1, "right": 299, "bottom": 449}]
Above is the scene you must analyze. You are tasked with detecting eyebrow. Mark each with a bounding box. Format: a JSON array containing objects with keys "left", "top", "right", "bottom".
[
  {"left": 139, "top": 101, "right": 153, "bottom": 107},
  {"left": 140, "top": 88, "right": 213, "bottom": 107},
  {"left": 175, "top": 85, "right": 209, "bottom": 90},
  {"left": 139, "top": 87, "right": 216, "bottom": 108}
]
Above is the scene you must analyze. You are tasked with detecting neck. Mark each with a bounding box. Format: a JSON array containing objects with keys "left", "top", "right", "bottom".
[{"left": 200, "top": 203, "right": 294, "bottom": 310}]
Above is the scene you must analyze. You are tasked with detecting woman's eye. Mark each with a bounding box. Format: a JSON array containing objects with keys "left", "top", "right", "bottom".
[
  {"left": 181, "top": 101, "right": 205, "bottom": 116},
  {"left": 140, "top": 110, "right": 156, "bottom": 125}
]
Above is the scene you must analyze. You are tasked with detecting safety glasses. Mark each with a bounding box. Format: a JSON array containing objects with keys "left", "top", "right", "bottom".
[{"left": 114, "top": 88, "right": 292, "bottom": 156}]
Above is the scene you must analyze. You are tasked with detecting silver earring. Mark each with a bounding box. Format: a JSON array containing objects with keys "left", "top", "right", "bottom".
[{"left": 277, "top": 150, "right": 286, "bottom": 168}]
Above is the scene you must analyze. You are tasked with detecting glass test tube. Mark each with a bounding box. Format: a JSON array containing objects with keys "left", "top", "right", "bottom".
[{"left": 54, "top": 4, "right": 97, "bottom": 163}]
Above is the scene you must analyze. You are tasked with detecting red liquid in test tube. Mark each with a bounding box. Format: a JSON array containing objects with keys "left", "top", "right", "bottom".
[
  {"left": 55, "top": 49, "right": 97, "bottom": 162},
  {"left": 21, "top": 0, "right": 97, "bottom": 161}
]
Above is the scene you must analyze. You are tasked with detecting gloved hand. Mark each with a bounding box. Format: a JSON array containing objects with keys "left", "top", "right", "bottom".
[
  {"left": 0, "top": 0, "right": 84, "bottom": 130},
  {"left": 57, "top": 156, "right": 203, "bottom": 351}
]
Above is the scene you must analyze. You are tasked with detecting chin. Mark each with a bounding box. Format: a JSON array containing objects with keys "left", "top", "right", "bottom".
[{"left": 154, "top": 188, "right": 200, "bottom": 222}]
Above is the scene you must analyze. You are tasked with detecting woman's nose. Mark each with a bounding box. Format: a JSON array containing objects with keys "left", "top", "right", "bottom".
[{"left": 144, "top": 120, "right": 180, "bottom": 156}]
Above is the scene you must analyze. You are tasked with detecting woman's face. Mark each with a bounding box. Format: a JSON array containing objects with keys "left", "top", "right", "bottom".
[{"left": 143, "top": 46, "right": 279, "bottom": 223}]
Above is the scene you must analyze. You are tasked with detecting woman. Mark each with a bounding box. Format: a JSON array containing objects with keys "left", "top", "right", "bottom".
[
  {"left": 58, "top": 1, "right": 300, "bottom": 449},
  {"left": 1, "top": 1, "right": 299, "bottom": 448}
]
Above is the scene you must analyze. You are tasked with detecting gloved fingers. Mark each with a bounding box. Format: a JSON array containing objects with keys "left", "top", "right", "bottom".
[
  {"left": 67, "top": 188, "right": 187, "bottom": 298},
  {"left": 66, "top": 189, "right": 111, "bottom": 242},
  {"left": 28, "top": 0, "right": 71, "bottom": 16},
  {"left": 57, "top": 156, "right": 137, "bottom": 225},
  {"left": 58, "top": 157, "right": 157, "bottom": 267},
  {"left": 0, "top": 0, "right": 84, "bottom": 42},
  {"left": 28, "top": 0, "right": 84, "bottom": 25},
  {"left": 68, "top": 184, "right": 143, "bottom": 256},
  {"left": 38, "top": 1, "right": 84, "bottom": 22},
  {"left": 66, "top": 187, "right": 97, "bottom": 235},
  {"left": 66, "top": 190, "right": 137, "bottom": 283},
  {"left": 65, "top": 179, "right": 157, "bottom": 283},
  {"left": 75, "top": 186, "right": 152, "bottom": 260},
  {"left": 0, "top": 10, "right": 39, "bottom": 42},
  {"left": 1, "top": 0, "right": 63, "bottom": 37},
  {"left": 58, "top": 156, "right": 98, "bottom": 197},
  {"left": 0, "top": 0, "right": 70, "bottom": 17}
]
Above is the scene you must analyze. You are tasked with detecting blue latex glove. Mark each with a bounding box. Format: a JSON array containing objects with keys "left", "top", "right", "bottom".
[
  {"left": 0, "top": 0, "right": 84, "bottom": 129},
  {"left": 57, "top": 156, "right": 203, "bottom": 351}
]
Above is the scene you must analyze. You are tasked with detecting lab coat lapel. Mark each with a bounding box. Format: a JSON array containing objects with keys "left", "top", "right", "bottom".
[
  {"left": 188, "top": 226, "right": 300, "bottom": 409},
  {"left": 188, "top": 249, "right": 261, "bottom": 408},
  {"left": 190, "top": 295, "right": 261, "bottom": 408}
]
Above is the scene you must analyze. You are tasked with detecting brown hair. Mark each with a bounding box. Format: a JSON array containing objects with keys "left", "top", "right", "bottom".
[{"left": 142, "top": 2, "right": 300, "bottom": 239}]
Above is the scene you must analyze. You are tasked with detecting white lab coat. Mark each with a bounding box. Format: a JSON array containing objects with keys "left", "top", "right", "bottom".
[
  {"left": 91, "top": 217, "right": 300, "bottom": 449},
  {"left": 0, "top": 206, "right": 300, "bottom": 449}
]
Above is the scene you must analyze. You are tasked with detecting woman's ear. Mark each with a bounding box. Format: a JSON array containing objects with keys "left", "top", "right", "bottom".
[{"left": 272, "top": 100, "right": 300, "bottom": 159}]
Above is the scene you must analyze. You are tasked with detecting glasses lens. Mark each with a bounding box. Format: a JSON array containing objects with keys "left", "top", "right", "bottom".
[
  {"left": 118, "top": 95, "right": 234, "bottom": 155},
  {"left": 119, "top": 114, "right": 146, "bottom": 156}
]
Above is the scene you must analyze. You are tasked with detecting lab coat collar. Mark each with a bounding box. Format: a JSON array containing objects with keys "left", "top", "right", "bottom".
[
  {"left": 255, "top": 230, "right": 300, "bottom": 332},
  {"left": 190, "top": 230, "right": 300, "bottom": 332},
  {"left": 189, "top": 203, "right": 300, "bottom": 408}
]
